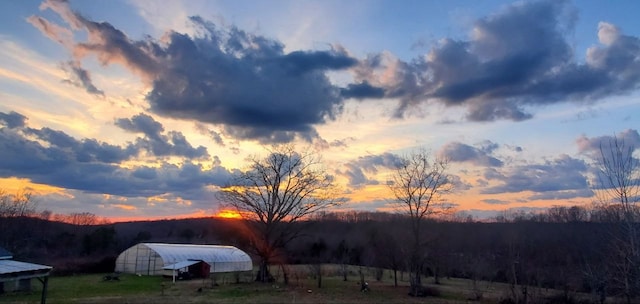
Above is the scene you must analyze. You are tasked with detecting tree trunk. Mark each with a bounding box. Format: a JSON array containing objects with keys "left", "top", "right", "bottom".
[
  {"left": 342, "top": 264, "right": 348, "bottom": 281},
  {"left": 393, "top": 268, "right": 398, "bottom": 287},
  {"left": 280, "top": 264, "right": 289, "bottom": 285},
  {"left": 410, "top": 268, "right": 423, "bottom": 297},
  {"left": 256, "top": 260, "right": 271, "bottom": 282}
]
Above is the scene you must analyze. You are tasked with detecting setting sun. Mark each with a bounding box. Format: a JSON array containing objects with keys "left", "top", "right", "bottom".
[{"left": 215, "top": 209, "right": 242, "bottom": 219}]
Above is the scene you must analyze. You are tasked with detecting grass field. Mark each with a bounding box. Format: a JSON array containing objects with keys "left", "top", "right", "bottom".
[{"left": 0, "top": 265, "right": 596, "bottom": 304}]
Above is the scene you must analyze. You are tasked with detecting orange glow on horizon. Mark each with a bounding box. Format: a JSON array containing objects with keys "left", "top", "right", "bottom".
[
  {"left": 108, "top": 210, "right": 213, "bottom": 223},
  {"left": 215, "top": 209, "right": 242, "bottom": 219}
]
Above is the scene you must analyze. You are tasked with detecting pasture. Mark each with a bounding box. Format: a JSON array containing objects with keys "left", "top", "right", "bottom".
[{"left": 0, "top": 265, "right": 594, "bottom": 303}]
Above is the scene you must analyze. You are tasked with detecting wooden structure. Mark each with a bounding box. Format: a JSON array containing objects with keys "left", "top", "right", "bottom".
[{"left": 163, "top": 260, "right": 211, "bottom": 280}]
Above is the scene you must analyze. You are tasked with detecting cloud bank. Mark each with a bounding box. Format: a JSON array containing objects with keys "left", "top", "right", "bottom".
[
  {"left": 30, "top": 0, "right": 358, "bottom": 143},
  {"left": 0, "top": 111, "right": 232, "bottom": 198},
  {"left": 355, "top": 0, "right": 640, "bottom": 121},
  {"left": 29, "top": 0, "right": 640, "bottom": 143}
]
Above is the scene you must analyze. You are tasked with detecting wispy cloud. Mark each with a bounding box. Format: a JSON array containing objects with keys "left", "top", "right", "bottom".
[{"left": 61, "top": 60, "right": 104, "bottom": 96}]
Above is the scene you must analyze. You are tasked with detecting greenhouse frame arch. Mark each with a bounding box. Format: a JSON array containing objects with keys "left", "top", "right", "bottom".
[{"left": 115, "top": 243, "right": 253, "bottom": 276}]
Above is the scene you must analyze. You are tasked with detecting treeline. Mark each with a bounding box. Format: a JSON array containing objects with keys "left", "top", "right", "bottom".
[
  {"left": 1, "top": 196, "right": 638, "bottom": 302},
  {"left": 0, "top": 189, "right": 110, "bottom": 224},
  {"left": 290, "top": 205, "right": 639, "bottom": 303}
]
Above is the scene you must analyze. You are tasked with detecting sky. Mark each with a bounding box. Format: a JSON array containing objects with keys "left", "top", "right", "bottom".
[{"left": 0, "top": 0, "right": 639, "bottom": 221}]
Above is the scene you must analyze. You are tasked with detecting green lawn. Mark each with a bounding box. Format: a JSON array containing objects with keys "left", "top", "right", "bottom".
[{"left": 1, "top": 273, "right": 164, "bottom": 303}]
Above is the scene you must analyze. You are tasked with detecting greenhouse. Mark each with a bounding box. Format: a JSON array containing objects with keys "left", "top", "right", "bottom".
[{"left": 114, "top": 243, "right": 253, "bottom": 276}]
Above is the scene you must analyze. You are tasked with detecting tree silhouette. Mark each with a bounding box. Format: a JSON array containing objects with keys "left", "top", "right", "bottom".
[
  {"left": 219, "top": 145, "right": 343, "bottom": 282},
  {"left": 388, "top": 149, "right": 452, "bottom": 296},
  {"left": 594, "top": 134, "right": 640, "bottom": 303}
]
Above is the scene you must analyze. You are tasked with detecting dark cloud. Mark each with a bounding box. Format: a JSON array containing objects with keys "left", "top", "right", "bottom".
[
  {"left": 355, "top": 0, "right": 640, "bottom": 122},
  {"left": 438, "top": 141, "right": 503, "bottom": 167},
  {"left": 482, "top": 154, "right": 589, "bottom": 195},
  {"left": 340, "top": 82, "right": 385, "bottom": 99},
  {"left": 194, "top": 123, "right": 224, "bottom": 146},
  {"left": 340, "top": 163, "right": 377, "bottom": 188},
  {"left": 30, "top": 0, "right": 640, "bottom": 130},
  {"left": 483, "top": 167, "right": 506, "bottom": 180},
  {"left": 131, "top": 166, "right": 157, "bottom": 180},
  {"left": 115, "top": 113, "right": 164, "bottom": 139},
  {"left": 476, "top": 178, "right": 489, "bottom": 187},
  {"left": 279, "top": 50, "right": 358, "bottom": 75},
  {"left": 528, "top": 189, "right": 594, "bottom": 200},
  {"left": 61, "top": 60, "right": 104, "bottom": 96},
  {"left": 576, "top": 129, "right": 640, "bottom": 159},
  {"left": 32, "top": 1, "right": 358, "bottom": 143},
  {"left": 22, "top": 126, "right": 136, "bottom": 163},
  {"left": 575, "top": 129, "right": 640, "bottom": 191},
  {"left": 116, "top": 113, "right": 209, "bottom": 159},
  {"left": 0, "top": 111, "right": 232, "bottom": 197},
  {"left": 0, "top": 111, "right": 27, "bottom": 129},
  {"left": 0, "top": 116, "right": 135, "bottom": 179},
  {"left": 449, "top": 174, "right": 472, "bottom": 191},
  {"left": 340, "top": 153, "right": 404, "bottom": 188}
]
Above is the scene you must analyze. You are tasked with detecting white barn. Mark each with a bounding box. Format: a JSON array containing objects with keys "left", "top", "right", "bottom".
[{"left": 114, "top": 243, "right": 252, "bottom": 276}]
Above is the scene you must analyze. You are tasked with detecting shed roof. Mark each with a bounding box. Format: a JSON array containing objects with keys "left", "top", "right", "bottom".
[
  {"left": 0, "top": 260, "right": 52, "bottom": 282},
  {"left": 162, "top": 260, "right": 203, "bottom": 270},
  {"left": 0, "top": 246, "right": 13, "bottom": 260}
]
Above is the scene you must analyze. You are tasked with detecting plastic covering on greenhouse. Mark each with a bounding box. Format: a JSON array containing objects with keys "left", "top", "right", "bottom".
[{"left": 114, "top": 243, "right": 252, "bottom": 275}]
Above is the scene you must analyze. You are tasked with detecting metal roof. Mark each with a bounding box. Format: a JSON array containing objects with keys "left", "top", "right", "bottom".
[
  {"left": 115, "top": 243, "right": 253, "bottom": 274},
  {"left": 143, "top": 243, "right": 252, "bottom": 267},
  {"left": 162, "top": 260, "right": 202, "bottom": 270},
  {"left": 0, "top": 246, "right": 13, "bottom": 260},
  {"left": 0, "top": 260, "right": 52, "bottom": 275}
]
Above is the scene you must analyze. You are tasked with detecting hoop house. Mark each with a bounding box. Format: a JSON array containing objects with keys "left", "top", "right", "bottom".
[{"left": 114, "top": 243, "right": 252, "bottom": 276}]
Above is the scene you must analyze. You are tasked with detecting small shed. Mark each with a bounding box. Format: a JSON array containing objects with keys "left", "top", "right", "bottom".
[
  {"left": 0, "top": 247, "right": 52, "bottom": 304},
  {"left": 115, "top": 243, "right": 252, "bottom": 276},
  {"left": 162, "top": 260, "right": 210, "bottom": 279}
]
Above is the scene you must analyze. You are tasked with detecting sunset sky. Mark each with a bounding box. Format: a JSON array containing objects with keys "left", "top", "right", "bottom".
[{"left": 1, "top": 0, "right": 639, "bottom": 221}]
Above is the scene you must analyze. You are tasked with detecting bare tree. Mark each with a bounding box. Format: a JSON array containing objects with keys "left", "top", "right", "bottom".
[
  {"left": 0, "top": 189, "right": 36, "bottom": 218},
  {"left": 68, "top": 212, "right": 99, "bottom": 226},
  {"left": 596, "top": 135, "right": 640, "bottom": 219},
  {"left": 594, "top": 134, "right": 640, "bottom": 303},
  {"left": 218, "top": 145, "right": 343, "bottom": 282},
  {"left": 388, "top": 149, "right": 452, "bottom": 296},
  {"left": 0, "top": 189, "right": 37, "bottom": 250}
]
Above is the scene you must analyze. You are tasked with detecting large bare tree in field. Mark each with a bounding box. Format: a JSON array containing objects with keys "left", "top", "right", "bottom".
[
  {"left": 388, "top": 149, "right": 452, "bottom": 296},
  {"left": 594, "top": 135, "right": 640, "bottom": 303},
  {"left": 218, "top": 145, "right": 342, "bottom": 282}
]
